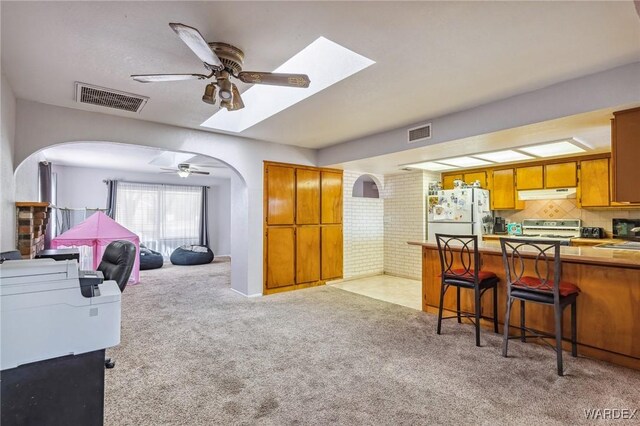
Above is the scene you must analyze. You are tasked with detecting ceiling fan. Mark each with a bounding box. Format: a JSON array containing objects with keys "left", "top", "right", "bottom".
[
  {"left": 160, "top": 163, "right": 213, "bottom": 178},
  {"left": 131, "top": 23, "right": 311, "bottom": 111}
]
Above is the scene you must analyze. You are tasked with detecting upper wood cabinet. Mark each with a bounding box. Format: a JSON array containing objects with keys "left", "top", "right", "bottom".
[
  {"left": 463, "top": 172, "right": 487, "bottom": 188},
  {"left": 545, "top": 162, "right": 577, "bottom": 188},
  {"left": 579, "top": 158, "right": 609, "bottom": 207},
  {"left": 516, "top": 166, "right": 544, "bottom": 190},
  {"left": 321, "top": 171, "right": 343, "bottom": 224},
  {"left": 612, "top": 107, "right": 640, "bottom": 203},
  {"left": 443, "top": 174, "right": 462, "bottom": 190},
  {"left": 296, "top": 169, "right": 320, "bottom": 224},
  {"left": 491, "top": 169, "right": 517, "bottom": 210},
  {"left": 265, "top": 227, "right": 295, "bottom": 289},
  {"left": 266, "top": 164, "right": 295, "bottom": 225}
]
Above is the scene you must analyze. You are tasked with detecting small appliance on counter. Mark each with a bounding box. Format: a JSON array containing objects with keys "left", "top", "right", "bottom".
[
  {"left": 494, "top": 217, "right": 507, "bottom": 234},
  {"left": 506, "top": 222, "right": 522, "bottom": 236},
  {"left": 612, "top": 218, "right": 640, "bottom": 240},
  {"left": 581, "top": 227, "right": 604, "bottom": 239}
]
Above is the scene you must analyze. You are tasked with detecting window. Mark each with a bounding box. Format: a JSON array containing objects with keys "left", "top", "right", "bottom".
[{"left": 116, "top": 182, "right": 202, "bottom": 256}]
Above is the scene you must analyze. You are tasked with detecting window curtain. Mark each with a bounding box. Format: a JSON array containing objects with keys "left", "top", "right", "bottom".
[
  {"left": 199, "top": 187, "right": 209, "bottom": 247},
  {"left": 38, "top": 161, "right": 53, "bottom": 247},
  {"left": 105, "top": 180, "right": 118, "bottom": 219},
  {"left": 115, "top": 182, "right": 202, "bottom": 256}
]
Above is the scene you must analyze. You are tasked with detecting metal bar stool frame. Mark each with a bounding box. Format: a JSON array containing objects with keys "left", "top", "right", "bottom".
[
  {"left": 499, "top": 238, "right": 579, "bottom": 376},
  {"left": 435, "top": 234, "right": 499, "bottom": 347}
]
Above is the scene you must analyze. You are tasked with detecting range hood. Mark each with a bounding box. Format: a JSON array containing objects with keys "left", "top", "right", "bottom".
[{"left": 518, "top": 188, "right": 577, "bottom": 201}]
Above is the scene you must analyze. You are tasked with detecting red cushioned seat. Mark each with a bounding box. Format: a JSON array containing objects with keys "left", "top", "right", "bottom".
[
  {"left": 513, "top": 276, "right": 580, "bottom": 297},
  {"left": 442, "top": 268, "right": 497, "bottom": 282}
]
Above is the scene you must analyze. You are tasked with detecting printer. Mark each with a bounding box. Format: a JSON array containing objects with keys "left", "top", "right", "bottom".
[
  {"left": 0, "top": 258, "right": 121, "bottom": 370},
  {"left": 0, "top": 258, "right": 121, "bottom": 425}
]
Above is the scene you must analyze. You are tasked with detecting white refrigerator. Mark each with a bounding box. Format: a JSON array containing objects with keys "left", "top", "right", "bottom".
[{"left": 427, "top": 188, "right": 492, "bottom": 241}]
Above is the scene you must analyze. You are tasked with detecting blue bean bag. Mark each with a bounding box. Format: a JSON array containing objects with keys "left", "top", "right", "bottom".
[
  {"left": 139, "top": 245, "right": 164, "bottom": 270},
  {"left": 170, "top": 245, "right": 214, "bottom": 266}
]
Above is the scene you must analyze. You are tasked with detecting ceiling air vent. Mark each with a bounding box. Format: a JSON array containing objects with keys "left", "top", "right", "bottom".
[
  {"left": 407, "top": 123, "right": 432, "bottom": 143},
  {"left": 75, "top": 82, "right": 148, "bottom": 113}
]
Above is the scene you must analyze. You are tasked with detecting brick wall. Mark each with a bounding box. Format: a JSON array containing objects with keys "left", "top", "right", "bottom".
[
  {"left": 382, "top": 170, "right": 440, "bottom": 280},
  {"left": 343, "top": 171, "right": 384, "bottom": 279}
]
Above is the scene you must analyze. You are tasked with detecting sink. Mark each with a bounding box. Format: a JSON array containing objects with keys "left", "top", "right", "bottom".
[{"left": 594, "top": 241, "right": 640, "bottom": 251}]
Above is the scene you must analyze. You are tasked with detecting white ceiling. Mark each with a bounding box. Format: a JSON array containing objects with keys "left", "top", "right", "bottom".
[
  {"left": 41, "top": 142, "right": 235, "bottom": 179},
  {"left": 2, "top": 1, "right": 639, "bottom": 149}
]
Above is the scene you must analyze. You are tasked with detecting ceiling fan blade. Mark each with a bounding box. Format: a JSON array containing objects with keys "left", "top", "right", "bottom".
[
  {"left": 237, "top": 72, "right": 310, "bottom": 88},
  {"left": 190, "top": 170, "right": 210, "bottom": 175},
  {"left": 159, "top": 171, "right": 176, "bottom": 174},
  {"left": 160, "top": 167, "right": 178, "bottom": 171},
  {"left": 132, "top": 73, "right": 209, "bottom": 83},
  {"left": 169, "top": 23, "right": 223, "bottom": 70},
  {"left": 229, "top": 84, "right": 245, "bottom": 111}
]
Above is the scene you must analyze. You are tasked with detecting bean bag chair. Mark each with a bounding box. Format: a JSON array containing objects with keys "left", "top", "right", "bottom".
[
  {"left": 139, "top": 245, "right": 164, "bottom": 270},
  {"left": 170, "top": 245, "right": 214, "bottom": 266}
]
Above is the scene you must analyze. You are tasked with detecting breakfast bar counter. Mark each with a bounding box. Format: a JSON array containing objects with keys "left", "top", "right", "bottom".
[{"left": 409, "top": 239, "right": 640, "bottom": 369}]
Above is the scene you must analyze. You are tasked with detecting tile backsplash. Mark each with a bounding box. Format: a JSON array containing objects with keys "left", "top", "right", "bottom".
[{"left": 495, "top": 199, "right": 640, "bottom": 235}]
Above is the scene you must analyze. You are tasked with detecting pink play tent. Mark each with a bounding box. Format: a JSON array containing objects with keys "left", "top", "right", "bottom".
[{"left": 51, "top": 211, "right": 140, "bottom": 284}]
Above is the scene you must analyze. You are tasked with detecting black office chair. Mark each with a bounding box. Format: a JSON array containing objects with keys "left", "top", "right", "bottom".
[
  {"left": 98, "top": 240, "right": 136, "bottom": 292},
  {"left": 500, "top": 238, "right": 580, "bottom": 376},
  {"left": 97, "top": 240, "right": 136, "bottom": 369},
  {"left": 435, "top": 234, "right": 500, "bottom": 346}
]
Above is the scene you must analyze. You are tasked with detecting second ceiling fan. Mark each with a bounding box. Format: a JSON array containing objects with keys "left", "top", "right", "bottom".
[{"left": 131, "top": 23, "right": 311, "bottom": 111}]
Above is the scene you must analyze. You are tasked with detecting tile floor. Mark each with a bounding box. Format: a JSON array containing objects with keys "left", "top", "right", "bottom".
[{"left": 330, "top": 274, "right": 422, "bottom": 310}]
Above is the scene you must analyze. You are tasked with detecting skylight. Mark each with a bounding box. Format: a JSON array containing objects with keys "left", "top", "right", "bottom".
[
  {"left": 438, "top": 156, "right": 494, "bottom": 168},
  {"left": 473, "top": 150, "right": 534, "bottom": 163},
  {"left": 404, "top": 161, "right": 459, "bottom": 171},
  {"left": 519, "top": 140, "right": 586, "bottom": 157},
  {"left": 201, "top": 37, "right": 375, "bottom": 132}
]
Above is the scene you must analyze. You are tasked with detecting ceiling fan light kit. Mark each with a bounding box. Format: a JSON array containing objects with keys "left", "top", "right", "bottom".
[{"left": 132, "top": 23, "right": 311, "bottom": 112}]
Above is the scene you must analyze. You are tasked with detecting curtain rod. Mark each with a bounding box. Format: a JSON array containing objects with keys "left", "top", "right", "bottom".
[
  {"left": 50, "top": 205, "right": 107, "bottom": 211},
  {"left": 103, "top": 179, "right": 209, "bottom": 189}
]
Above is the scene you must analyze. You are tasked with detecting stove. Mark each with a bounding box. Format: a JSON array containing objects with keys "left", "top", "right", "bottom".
[{"left": 519, "top": 219, "right": 581, "bottom": 245}]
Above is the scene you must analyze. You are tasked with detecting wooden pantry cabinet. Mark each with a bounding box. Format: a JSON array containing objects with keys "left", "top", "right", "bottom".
[
  {"left": 612, "top": 107, "right": 640, "bottom": 203},
  {"left": 264, "top": 162, "right": 343, "bottom": 294}
]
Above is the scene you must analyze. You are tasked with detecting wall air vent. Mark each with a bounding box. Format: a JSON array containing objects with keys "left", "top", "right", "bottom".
[
  {"left": 407, "top": 123, "right": 432, "bottom": 143},
  {"left": 75, "top": 82, "right": 148, "bottom": 113}
]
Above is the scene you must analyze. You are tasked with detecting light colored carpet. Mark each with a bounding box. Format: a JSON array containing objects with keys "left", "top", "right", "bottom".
[{"left": 105, "top": 259, "right": 640, "bottom": 425}]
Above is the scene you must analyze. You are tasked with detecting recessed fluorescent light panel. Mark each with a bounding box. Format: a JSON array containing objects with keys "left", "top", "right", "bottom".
[
  {"left": 519, "top": 140, "right": 586, "bottom": 157},
  {"left": 404, "top": 161, "right": 459, "bottom": 171},
  {"left": 474, "top": 150, "right": 534, "bottom": 163},
  {"left": 201, "top": 37, "right": 375, "bottom": 132},
  {"left": 438, "top": 156, "right": 493, "bottom": 168}
]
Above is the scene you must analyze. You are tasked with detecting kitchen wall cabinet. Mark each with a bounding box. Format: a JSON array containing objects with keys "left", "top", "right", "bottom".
[
  {"left": 264, "top": 162, "right": 343, "bottom": 294},
  {"left": 545, "top": 162, "right": 577, "bottom": 188},
  {"left": 491, "top": 169, "right": 518, "bottom": 210},
  {"left": 578, "top": 158, "right": 610, "bottom": 207},
  {"left": 516, "top": 166, "right": 544, "bottom": 190},
  {"left": 612, "top": 107, "right": 640, "bottom": 203},
  {"left": 442, "top": 174, "right": 462, "bottom": 190},
  {"left": 463, "top": 172, "right": 487, "bottom": 188}
]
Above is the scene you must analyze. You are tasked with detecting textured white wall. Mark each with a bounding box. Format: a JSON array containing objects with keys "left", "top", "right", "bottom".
[
  {"left": 0, "top": 72, "right": 16, "bottom": 251},
  {"left": 342, "top": 171, "right": 384, "bottom": 279},
  {"left": 382, "top": 170, "right": 439, "bottom": 280},
  {"left": 52, "top": 165, "right": 232, "bottom": 256}
]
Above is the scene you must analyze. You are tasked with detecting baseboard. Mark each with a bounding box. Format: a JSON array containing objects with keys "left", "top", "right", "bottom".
[{"left": 229, "top": 288, "right": 262, "bottom": 298}]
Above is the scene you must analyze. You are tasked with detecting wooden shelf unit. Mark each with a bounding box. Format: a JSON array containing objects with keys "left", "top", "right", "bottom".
[{"left": 16, "top": 202, "right": 51, "bottom": 259}]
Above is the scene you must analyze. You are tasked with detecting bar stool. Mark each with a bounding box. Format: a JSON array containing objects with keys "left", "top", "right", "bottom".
[
  {"left": 499, "top": 238, "right": 580, "bottom": 376},
  {"left": 435, "top": 234, "right": 499, "bottom": 346}
]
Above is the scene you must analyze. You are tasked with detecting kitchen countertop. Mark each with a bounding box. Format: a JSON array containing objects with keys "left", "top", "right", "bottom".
[
  {"left": 408, "top": 239, "right": 640, "bottom": 269},
  {"left": 481, "top": 234, "right": 617, "bottom": 243}
]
